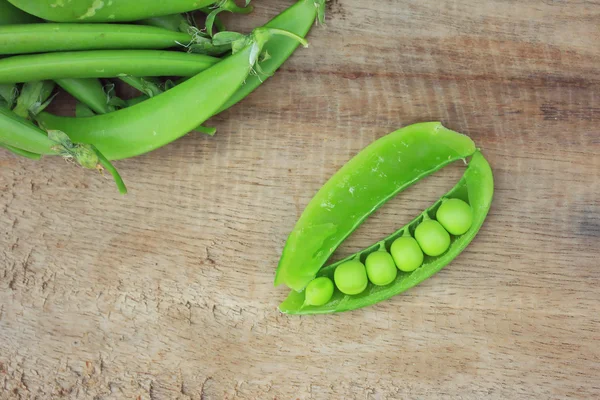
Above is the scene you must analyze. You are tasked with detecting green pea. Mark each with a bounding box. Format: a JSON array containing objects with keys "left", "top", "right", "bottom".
[
  {"left": 436, "top": 198, "right": 473, "bottom": 235},
  {"left": 365, "top": 251, "right": 397, "bottom": 286},
  {"left": 304, "top": 277, "right": 334, "bottom": 306},
  {"left": 415, "top": 219, "right": 451, "bottom": 257},
  {"left": 390, "top": 236, "right": 424, "bottom": 272},
  {"left": 334, "top": 260, "right": 368, "bottom": 295}
]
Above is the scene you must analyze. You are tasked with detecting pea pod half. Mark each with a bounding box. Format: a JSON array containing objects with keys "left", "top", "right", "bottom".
[
  {"left": 279, "top": 150, "right": 494, "bottom": 314},
  {"left": 275, "top": 122, "right": 477, "bottom": 292}
]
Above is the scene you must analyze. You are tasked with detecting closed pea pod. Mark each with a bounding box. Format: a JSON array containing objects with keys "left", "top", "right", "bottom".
[
  {"left": 0, "top": 24, "right": 203, "bottom": 55},
  {"left": 6, "top": 0, "right": 219, "bottom": 22},
  {"left": 36, "top": 27, "right": 309, "bottom": 161},
  {"left": 0, "top": 50, "right": 219, "bottom": 84},
  {"left": 277, "top": 124, "right": 494, "bottom": 315},
  {"left": 0, "top": 0, "right": 40, "bottom": 25}
]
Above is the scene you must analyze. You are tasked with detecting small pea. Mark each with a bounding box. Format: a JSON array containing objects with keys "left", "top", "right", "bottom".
[
  {"left": 436, "top": 198, "right": 473, "bottom": 235},
  {"left": 390, "top": 236, "right": 424, "bottom": 272},
  {"left": 334, "top": 260, "right": 368, "bottom": 295},
  {"left": 365, "top": 251, "right": 397, "bottom": 286},
  {"left": 304, "top": 277, "right": 334, "bottom": 306},
  {"left": 415, "top": 219, "right": 451, "bottom": 257}
]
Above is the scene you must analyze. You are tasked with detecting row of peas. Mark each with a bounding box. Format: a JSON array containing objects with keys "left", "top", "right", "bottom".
[{"left": 304, "top": 198, "right": 474, "bottom": 306}]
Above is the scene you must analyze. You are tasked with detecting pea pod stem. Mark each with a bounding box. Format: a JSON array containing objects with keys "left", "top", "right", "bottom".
[
  {"left": 0, "top": 50, "right": 219, "bottom": 84},
  {"left": 94, "top": 147, "right": 127, "bottom": 194}
]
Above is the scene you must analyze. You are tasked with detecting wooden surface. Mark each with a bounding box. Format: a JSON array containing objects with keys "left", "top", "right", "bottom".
[{"left": 1, "top": 0, "right": 600, "bottom": 398}]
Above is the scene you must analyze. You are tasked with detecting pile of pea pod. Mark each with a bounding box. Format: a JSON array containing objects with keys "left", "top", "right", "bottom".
[
  {"left": 0, "top": 0, "right": 326, "bottom": 193},
  {"left": 276, "top": 123, "right": 495, "bottom": 314}
]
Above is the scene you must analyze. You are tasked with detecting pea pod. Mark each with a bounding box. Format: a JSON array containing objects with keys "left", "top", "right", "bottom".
[
  {"left": 0, "top": 0, "right": 40, "bottom": 25},
  {"left": 6, "top": 0, "right": 218, "bottom": 23},
  {"left": 0, "top": 24, "right": 203, "bottom": 55},
  {"left": 0, "top": 107, "right": 127, "bottom": 193},
  {"left": 275, "top": 123, "right": 477, "bottom": 291},
  {"left": 36, "top": 27, "right": 309, "bottom": 161},
  {"left": 0, "top": 50, "right": 218, "bottom": 84},
  {"left": 279, "top": 150, "right": 493, "bottom": 314}
]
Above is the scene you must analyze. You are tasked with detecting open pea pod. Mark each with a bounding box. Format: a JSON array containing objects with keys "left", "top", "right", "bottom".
[
  {"left": 275, "top": 122, "right": 477, "bottom": 292},
  {"left": 279, "top": 150, "right": 494, "bottom": 314}
]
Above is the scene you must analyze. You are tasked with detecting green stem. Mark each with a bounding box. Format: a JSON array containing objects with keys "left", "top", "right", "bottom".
[
  {"left": 0, "top": 106, "right": 56, "bottom": 154},
  {"left": 94, "top": 146, "right": 128, "bottom": 194}
]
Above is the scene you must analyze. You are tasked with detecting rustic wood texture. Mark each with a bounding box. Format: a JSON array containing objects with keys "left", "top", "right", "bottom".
[{"left": 1, "top": 0, "right": 600, "bottom": 398}]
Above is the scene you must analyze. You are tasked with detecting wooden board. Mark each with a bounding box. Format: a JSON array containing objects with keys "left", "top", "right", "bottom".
[{"left": 1, "top": 0, "right": 599, "bottom": 398}]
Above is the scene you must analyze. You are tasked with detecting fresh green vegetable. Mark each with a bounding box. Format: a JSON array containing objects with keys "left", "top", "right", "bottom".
[
  {"left": 0, "top": 23, "right": 206, "bottom": 55},
  {"left": 12, "top": 81, "right": 55, "bottom": 119},
  {"left": 1, "top": 142, "right": 41, "bottom": 159},
  {"left": 304, "top": 277, "right": 334, "bottom": 306},
  {"left": 0, "top": 50, "right": 219, "bottom": 84},
  {"left": 0, "top": 106, "right": 58, "bottom": 155},
  {"left": 0, "top": 83, "right": 17, "bottom": 109},
  {"left": 0, "top": 0, "right": 40, "bottom": 25},
  {"left": 138, "top": 12, "right": 231, "bottom": 56},
  {"left": 216, "top": 0, "right": 325, "bottom": 114},
  {"left": 0, "top": 107, "right": 126, "bottom": 193},
  {"left": 414, "top": 219, "right": 451, "bottom": 257},
  {"left": 390, "top": 235, "right": 423, "bottom": 272},
  {"left": 275, "top": 122, "right": 477, "bottom": 292},
  {"left": 334, "top": 260, "right": 368, "bottom": 295},
  {"left": 37, "top": 27, "right": 309, "bottom": 161},
  {"left": 55, "top": 78, "right": 115, "bottom": 115},
  {"left": 436, "top": 198, "right": 473, "bottom": 235},
  {"left": 75, "top": 103, "right": 97, "bottom": 118},
  {"left": 6, "top": 0, "right": 219, "bottom": 23},
  {"left": 365, "top": 249, "right": 397, "bottom": 286},
  {"left": 118, "top": 77, "right": 216, "bottom": 136},
  {"left": 279, "top": 150, "right": 494, "bottom": 314}
]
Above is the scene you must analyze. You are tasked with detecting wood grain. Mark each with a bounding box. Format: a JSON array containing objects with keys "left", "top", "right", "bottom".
[{"left": 1, "top": 0, "right": 600, "bottom": 398}]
